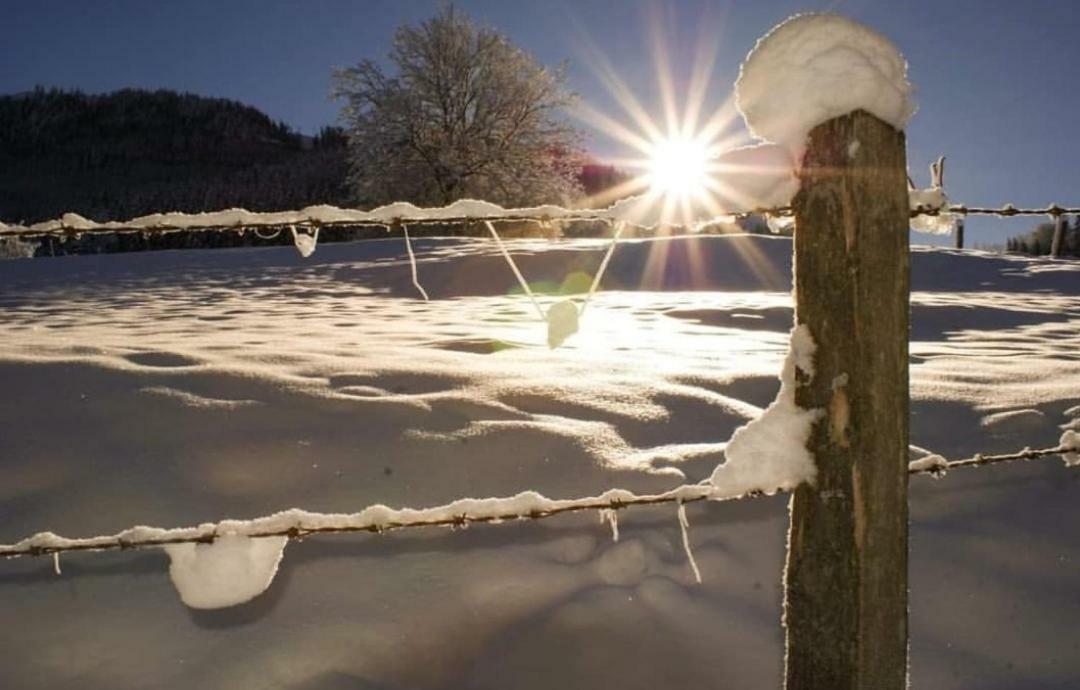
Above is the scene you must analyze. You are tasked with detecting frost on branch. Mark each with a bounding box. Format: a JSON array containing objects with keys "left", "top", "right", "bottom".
[
  {"left": 735, "top": 14, "right": 915, "bottom": 155},
  {"left": 710, "top": 325, "right": 821, "bottom": 496},
  {"left": 163, "top": 534, "right": 287, "bottom": 609}
]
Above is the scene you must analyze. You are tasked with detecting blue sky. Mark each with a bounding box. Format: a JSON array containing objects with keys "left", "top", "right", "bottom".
[{"left": 3, "top": 0, "right": 1078, "bottom": 245}]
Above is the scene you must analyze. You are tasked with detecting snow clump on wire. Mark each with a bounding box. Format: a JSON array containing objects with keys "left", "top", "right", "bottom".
[
  {"left": 163, "top": 534, "right": 287, "bottom": 609},
  {"left": 735, "top": 14, "right": 915, "bottom": 154}
]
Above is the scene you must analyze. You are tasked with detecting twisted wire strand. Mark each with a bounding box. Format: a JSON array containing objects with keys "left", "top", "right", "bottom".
[
  {"left": 6, "top": 202, "right": 1076, "bottom": 240},
  {"left": 2, "top": 442, "right": 1072, "bottom": 560}
]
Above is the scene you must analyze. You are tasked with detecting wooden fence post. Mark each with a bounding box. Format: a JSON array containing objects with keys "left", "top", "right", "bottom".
[{"left": 784, "top": 110, "right": 910, "bottom": 690}]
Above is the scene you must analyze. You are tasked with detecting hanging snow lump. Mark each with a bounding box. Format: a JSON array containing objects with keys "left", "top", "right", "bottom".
[
  {"left": 735, "top": 14, "right": 915, "bottom": 153},
  {"left": 547, "top": 299, "right": 579, "bottom": 349},
  {"left": 163, "top": 534, "right": 287, "bottom": 609},
  {"left": 291, "top": 226, "right": 320, "bottom": 258}
]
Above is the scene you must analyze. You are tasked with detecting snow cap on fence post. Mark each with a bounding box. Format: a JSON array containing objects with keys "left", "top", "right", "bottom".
[{"left": 735, "top": 14, "right": 915, "bottom": 157}]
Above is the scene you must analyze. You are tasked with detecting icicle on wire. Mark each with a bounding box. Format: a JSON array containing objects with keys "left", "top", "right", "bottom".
[
  {"left": 677, "top": 500, "right": 703, "bottom": 584},
  {"left": 485, "top": 220, "right": 546, "bottom": 322},
  {"left": 253, "top": 227, "right": 282, "bottom": 241},
  {"left": 401, "top": 225, "right": 429, "bottom": 301},
  {"left": 579, "top": 220, "right": 625, "bottom": 319},
  {"left": 599, "top": 508, "right": 619, "bottom": 543}
]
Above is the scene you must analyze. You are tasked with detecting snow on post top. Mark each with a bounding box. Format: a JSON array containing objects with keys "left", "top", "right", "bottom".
[{"left": 735, "top": 14, "right": 915, "bottom": 152}]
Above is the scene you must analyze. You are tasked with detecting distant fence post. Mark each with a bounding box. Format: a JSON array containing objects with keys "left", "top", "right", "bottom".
[
  {"left": 954, "top": 217, "right": 964, "bottom": 249},
  {"left": 1050, "top": 213, "right": 1065, "bottom": 257},
  {"left": 785, "top": 110, "right": 910, "bottom": 690}
]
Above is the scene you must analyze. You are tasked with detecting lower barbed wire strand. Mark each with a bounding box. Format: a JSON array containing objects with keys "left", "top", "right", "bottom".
[{"left": 0, "top": 441, "right": 1073, "bottom": 559}]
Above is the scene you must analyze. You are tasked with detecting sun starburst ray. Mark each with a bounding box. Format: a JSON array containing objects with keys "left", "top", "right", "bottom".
[
  {"left": 646, "top": 8, "right": 681, "bottom": 139},
  {"left": 580, "top": 175, "right": 651, "bottom": 209},
  {"left": 572, "top": 17, "right": 797, "bottom": 231},
  {"left": 574, "top": 35, "right": 665, "bottom": 144}
]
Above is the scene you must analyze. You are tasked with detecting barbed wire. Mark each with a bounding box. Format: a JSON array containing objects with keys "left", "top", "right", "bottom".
[
  {"left": 3, "top": 202, "right": 1076, "bottom": 241},
  {"left": 1, "top": 441, "right": 1073, "bottom": 560},
  {"left": 2, "top": 485, "right": 717, "bottom": 559},
  {"left": 909, "top": 443, "right": 1075, "bottom": 474},
  {"left": 0, "top": 206, "right": 788, "bottom": 240},
  {"left": 915, "top": 204, "right": 1080, "bottom": 218}
]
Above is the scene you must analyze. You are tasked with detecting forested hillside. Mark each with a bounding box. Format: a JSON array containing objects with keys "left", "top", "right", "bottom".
[
  {"left": 1, "top": 88, "right": 649, "bottom": 255},
  {"left": 0, "top": 87, "right": 350, "bottom": 226}
]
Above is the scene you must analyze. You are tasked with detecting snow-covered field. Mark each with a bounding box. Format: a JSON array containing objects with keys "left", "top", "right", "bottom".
[{"left": 0, "top": 234, "right": 1078, "bottom": 689}]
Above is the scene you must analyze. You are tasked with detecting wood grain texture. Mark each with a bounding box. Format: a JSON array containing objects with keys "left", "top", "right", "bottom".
[{"left": 784, "top": 110, "right": 910, "bottom": 690}]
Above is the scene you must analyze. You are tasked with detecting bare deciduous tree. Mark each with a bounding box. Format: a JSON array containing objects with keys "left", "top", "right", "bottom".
[{"left": 331, "top": 7, "right": 584, "bottom": 208}]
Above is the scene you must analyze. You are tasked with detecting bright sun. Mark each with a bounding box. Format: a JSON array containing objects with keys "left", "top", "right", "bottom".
[
  {"left": 566, "top": 5, "right": 809, "bottom": 232},
  {"left": 569, "top": 11, "right": 756, "bottom": 227},
  {"left": 647, "top": 136, "right": 711, "bottom": 199}
]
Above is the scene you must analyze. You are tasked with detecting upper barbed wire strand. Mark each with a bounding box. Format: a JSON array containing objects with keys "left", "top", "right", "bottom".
[{"left": 4, "top": 203, "right": 1078, "bottom": 239}]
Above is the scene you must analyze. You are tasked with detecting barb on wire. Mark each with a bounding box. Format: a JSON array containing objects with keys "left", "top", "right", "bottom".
[{"left": 1, "top": 440, "right": 1073, "bottom": 560}]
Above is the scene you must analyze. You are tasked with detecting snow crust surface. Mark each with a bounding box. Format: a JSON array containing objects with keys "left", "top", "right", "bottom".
[
  {"left": 736, "top": 14, "right": 915, "bottom": 151},
  {"left": 0, "top": 236, "right": 1077, "bottom": 689}
]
